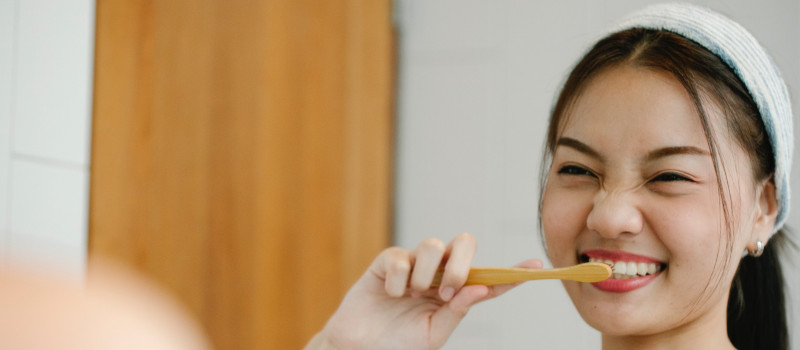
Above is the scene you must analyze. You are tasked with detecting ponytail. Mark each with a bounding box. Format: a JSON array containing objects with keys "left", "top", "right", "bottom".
[{"left": 727, "top": 229, "right": 791, "bottom": 350}]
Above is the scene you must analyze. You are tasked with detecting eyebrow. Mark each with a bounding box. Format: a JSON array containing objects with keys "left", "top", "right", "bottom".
[
  {"left": 556, "top": 137, "right": 604, "bottom": 162},
  {"left": 555, "top": 137, "right": 710, "bottom": 163},
  {"left": 644, "top": 146, "right": 710, "bottom": 162}
]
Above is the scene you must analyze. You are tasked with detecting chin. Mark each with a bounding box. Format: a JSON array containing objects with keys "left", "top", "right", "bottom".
[
  {"left": 582, "top": 313, "right": 657, "bottom": 336},
  {"left": 563, "top": 280, "right": 662, "bottom": 336}
]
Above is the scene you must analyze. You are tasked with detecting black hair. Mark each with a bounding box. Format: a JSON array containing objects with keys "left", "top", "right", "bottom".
[{"left": 728, "top": 229, "right": 791, "bottom": 349}]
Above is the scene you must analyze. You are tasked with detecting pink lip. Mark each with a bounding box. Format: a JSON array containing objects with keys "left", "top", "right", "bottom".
[
  {"left": 591, "top": 273, "right": 661, "bottom": 293},
  {"left": 580, "top": 249, "right": 666, "bottom": 293}
]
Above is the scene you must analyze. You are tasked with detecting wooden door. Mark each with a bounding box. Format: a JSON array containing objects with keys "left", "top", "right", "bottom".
[{"left": 89, "top": 1, "right": 394, "bottom": 349}]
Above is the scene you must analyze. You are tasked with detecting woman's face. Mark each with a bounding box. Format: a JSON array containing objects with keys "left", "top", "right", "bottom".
[{"left": 541, "top": 66, "right": 772, "bottom": 336}]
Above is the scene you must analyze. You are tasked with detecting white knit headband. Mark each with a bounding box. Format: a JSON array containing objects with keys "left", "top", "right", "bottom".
[{"left": 613, "top": 3, "right": 794, "bottom": 234}]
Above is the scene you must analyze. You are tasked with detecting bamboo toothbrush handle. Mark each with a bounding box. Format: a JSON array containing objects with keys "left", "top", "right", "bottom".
[{"left": 430, "top": 262, "right": 611, "bottom": 287}]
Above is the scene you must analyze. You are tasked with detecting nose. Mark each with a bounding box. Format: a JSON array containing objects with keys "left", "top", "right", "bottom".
[{"left": 586, "top": 190, "right": 643, "bottom": 239}]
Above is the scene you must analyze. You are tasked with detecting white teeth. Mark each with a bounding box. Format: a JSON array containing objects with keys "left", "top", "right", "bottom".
[
  {"left": 626, "top": 262, "right": 637, "bottom": 276},
  {"left": 637, "top": 263, "right": 648, "bottom": 276},
  {"left": 586, "top": 256, "right": 664, "bottom": 279},
  {"left": 613, "top": 263, "right": 626, "bottom": 275}
]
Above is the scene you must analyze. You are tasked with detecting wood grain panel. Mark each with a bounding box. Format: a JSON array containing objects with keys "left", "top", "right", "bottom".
[{"left": 90, "top": 1, "right": 394, "bottom": 349}]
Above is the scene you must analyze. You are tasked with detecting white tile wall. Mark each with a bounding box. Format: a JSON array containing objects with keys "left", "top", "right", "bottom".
[
  {"left": 9, "top": 159, "right": 88, "bottom": 249},
  {"left": 395, "top": 0, "right": 800, "bottom": 349},
  {"left": 0, "top": 0, "right": 15, "bottom": 259},
  {"left": 14, "top": 0, "right": 94, "bottom": 165},
  {"left": 0, "top": 0, "right": 94, "bottom": 279}
]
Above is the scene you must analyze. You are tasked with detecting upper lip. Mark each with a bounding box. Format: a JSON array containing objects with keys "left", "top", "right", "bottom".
[{"left": 581, "top": 249, "right": 665, "bottom": 264}]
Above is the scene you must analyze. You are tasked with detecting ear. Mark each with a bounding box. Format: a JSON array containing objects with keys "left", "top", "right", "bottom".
[{"left": 750, "top": 179, "right": 778, "bottom": 245}]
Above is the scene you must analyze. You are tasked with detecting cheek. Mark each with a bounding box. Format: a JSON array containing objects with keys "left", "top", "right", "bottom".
[
  {"left": 541, "top": 186, "right": 593, "bottom": 263},
  {"left": 645, "top": 196, "right": 728, "bottom": 276}
]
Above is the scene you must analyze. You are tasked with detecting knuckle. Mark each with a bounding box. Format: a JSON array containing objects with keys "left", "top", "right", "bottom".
[
  {"left": 454, "top": 232, "right": 477, "bottom": 250},
  {"left": 455, "top": 232, "right": 476, "bottom": 243},
  {"left": 382, "top": 246, "right": 405, "bottom": 258},
  {"left": 389, "top": 259, "right": 410, "bottom": 275},
  {"left": 379, "top": 247, "right": 409, "bottom": 264},
  {"left": 419, "top": 238, "right": 446, "bottom": 253}
]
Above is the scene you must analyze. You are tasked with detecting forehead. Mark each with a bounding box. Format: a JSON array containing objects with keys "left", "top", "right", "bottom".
[{"left": 560, "top": 66, "right": 713, "bottom": 152}]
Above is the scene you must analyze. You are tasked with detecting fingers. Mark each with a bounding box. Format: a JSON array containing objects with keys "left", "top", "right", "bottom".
[
  {"left": 428, "top": 259, "right": 538, "bottom": 349},
  {"left": 410, "top": 233, "right": 477, "bottom": 302},
  {"left": 514, "top": 258, "right": 544, "bottom": 270},
  {"left": 438, "top": 233, "right": 477, "bottom": 301},
  {"left": 371, "top": 233, "right": 479, "bottom": 299},
  {"left": 375, "top": 247, "right": 413, "bottom": 297},
  {"left": 409, "top": 238, "right": 447, "bottom": 291}
]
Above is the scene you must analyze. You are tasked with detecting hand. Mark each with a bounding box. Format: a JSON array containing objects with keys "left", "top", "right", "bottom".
[{"left": 308, "top": 233, "right": 542, "bottom": 350}]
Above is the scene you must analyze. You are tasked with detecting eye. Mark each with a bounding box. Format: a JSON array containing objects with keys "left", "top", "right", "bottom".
[
  {"left": 558, "top": 165, "right": 597, "bottom": 178},
  {"left": 651, "top": 172, "right": 694, "bottom": 182}
]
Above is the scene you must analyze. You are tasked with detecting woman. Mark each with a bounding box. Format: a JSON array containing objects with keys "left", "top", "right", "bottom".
[{"left": 306, "top": 4, "right": 793, "bottom": 349}]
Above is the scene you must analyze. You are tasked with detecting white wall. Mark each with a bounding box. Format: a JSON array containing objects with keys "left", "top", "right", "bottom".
[
  {"left": 0, "top": 0, "right": 94, "bottom": 280},
  {"left": 394, "top": 0, "right": 800, "bottom": 349}
]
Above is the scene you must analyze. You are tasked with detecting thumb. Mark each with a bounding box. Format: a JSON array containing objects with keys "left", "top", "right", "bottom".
[
  {"left": 429, "top": 285, "right": 490, "bottom": 348},
  {"left": 428, "top": 258, "right": 544, "bottom": 348},
  {"left": 482, "top": 258, "right": 543, "bottom": 299}
]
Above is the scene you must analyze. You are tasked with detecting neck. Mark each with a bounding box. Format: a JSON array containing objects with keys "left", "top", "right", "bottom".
[{"left": 601, "top": 297, "right": 734, "bottom": 350}]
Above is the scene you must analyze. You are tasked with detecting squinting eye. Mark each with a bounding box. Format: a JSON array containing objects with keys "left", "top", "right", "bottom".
[
  {"left": 558, "top": 165, "right": 597, "bottom": 178},
  {"left": 651, "top": 172, "right": 693, "bottom": 182}
]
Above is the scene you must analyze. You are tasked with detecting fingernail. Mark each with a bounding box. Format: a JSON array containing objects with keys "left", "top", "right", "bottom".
[{"left": 440, "top": 287, "right": 454, "bottom": 301}]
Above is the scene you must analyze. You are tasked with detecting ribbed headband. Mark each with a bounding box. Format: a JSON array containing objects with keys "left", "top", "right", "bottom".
[{"left": 613, "top": 3, "right": 794, "bottom": 233}]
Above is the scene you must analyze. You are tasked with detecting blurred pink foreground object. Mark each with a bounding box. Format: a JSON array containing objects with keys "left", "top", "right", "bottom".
[{"left": 0, "top": 259, "right": 212, "bottom": 350}]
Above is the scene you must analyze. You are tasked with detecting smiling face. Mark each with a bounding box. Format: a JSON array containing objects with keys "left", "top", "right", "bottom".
[{"left": 541, "top": 65, "right": 771, "bottom": 341}]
